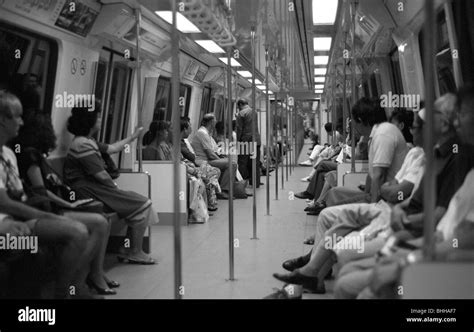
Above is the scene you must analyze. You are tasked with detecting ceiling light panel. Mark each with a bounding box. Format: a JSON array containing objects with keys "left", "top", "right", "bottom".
[{"left": 155, "top": 11, "right": 201, "bottom": 33}]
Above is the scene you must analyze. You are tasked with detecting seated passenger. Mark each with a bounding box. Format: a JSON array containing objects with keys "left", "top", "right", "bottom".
[
  {"left": 298, "top": 97, "right": 408, "bottom": 209},
  {"left": 190, "top": 113, "right": 237, "bottom": 200},
  {"left": 142, "top": 121, "right": 172, "bottom": 160},
  {"left": 274, "top": 93, "right": 473, "bottom": 294},
  {"left": 336, "top": 87, "right": 474, "bottom": 299},
  {"left": 142, "top": 121, "right": 158, "bottom": 146},
  {"left": 0, "top": 91, "right": 95, "bottom": 298},
  {"left": 304, "top": 108, "right": 413, "bottom": 214},
  {"left": 180, "top": 118, "right": 220, "bottom": 212},
  {"left": 299, "top": 123, "right": 343, "bottom": 167},
  {"left": 10, "top": 110, "right": 118, "bottom": 295},
  {"left": 64, "top": 105, "right": 158, "bottom": 265}
]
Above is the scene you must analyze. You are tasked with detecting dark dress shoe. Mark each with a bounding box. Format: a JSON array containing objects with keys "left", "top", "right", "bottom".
[
  {"left": 272, "top": 270, "right": 325, "bottom": 294},
  {"left": 306, "top": 202, "right": 326, "bottom": 215},
  {"left": 294, "top": 191, "right": 314, "bottom": 200},
  {"left": 304, "top": 205, "right": 315, "bottom": 212},
  {"left": 282, "top": 252, "right": 311, "bottom": 271}
]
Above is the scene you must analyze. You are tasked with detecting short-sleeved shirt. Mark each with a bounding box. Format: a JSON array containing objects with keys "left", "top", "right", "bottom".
[
  {"left": 0, "top": 146, "right": 25, "bottom": 222},
  {"left": 436, "top": 168, "right": 474, "bottom": 241},
  {"left": 64, "top": 136, "right": 109, "bottom": 184},
  {"left": 190, "top": 127, "right": 215, "bottom": 162},
  {"left": 394, "top": 146, "right": 425, "bottom": 198},
  {"left": 404, "top": 138, "right": 474, "bottom": 236},
  {"left": 368, "top": 122, "right": 408, "bottom": 181}
]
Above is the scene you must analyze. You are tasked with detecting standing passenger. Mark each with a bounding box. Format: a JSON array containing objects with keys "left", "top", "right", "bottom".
[{"left": 236, "top": 99, "right": 261, "bottom": 188}]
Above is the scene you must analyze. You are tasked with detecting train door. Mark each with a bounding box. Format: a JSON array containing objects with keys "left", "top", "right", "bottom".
[
  {"left": 0, "top": 22, "right": 57, "bottom": 115},
  {"left": 94, "top": 48, "right": 132, "bottom": 166}
]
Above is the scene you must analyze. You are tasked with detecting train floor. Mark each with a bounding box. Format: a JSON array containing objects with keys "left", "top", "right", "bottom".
[{"left": 104, "top": 140, "right": 334, "bottom": 299}]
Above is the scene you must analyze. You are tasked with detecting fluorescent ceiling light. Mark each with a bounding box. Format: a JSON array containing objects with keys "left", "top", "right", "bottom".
[
  {"left": 314, "top": 56, "right": 329, "bottom": 65},
  {"left": 315, "top": 84, "right": 324, "bottom": 89},
  {"left": 237, "top": 70, "right": 252, "bottom": 78},
  {"left": 195, "top": 40, "right": 224, "bottom": 53},
  {"left": 256, "top": 85, "right": 266, "bottom": 90},
  {"left": 313, "top": 37, "right": 332, "bottom": 51},
  {"left": 155, "top": 11, "right": 201, "bottom": 33},
  {"left": 314, "top": 77, "right": 326, "bottom": 83},
  {"left": 248, "top": 78, "right": 262, "bottom": 85},
  {"left": 314, "top": 68, "right": 327, "bottom": 75},
  {"left": 315, "top": 89, "right": 323, "bottom": 93},
  {"left": 218, "top": 57, "right": 241, "bottom": 66},
  {"left": 266, "top": 91, "right": 274, "bottom": 94},
  {"left": 312, "top": 0, "right": 338, "bottom": 25}
]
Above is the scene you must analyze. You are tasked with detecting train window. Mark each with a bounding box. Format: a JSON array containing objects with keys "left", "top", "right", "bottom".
[
  {"left": 95, "top": 50, "right": 132, "bottom": 148},
  {"left": 389, "top": 48, "right": 404, "bottom": 95},
  {"left": 419, "top": 10, "right": 456, "bottom": 95},
  {"left": 0, "top": 22, "right": 57, "bottom": 114},
  {"left": 152, "top": 77, "right": 192, "bottom": 121},
  {"left": 153, "top": 76, "right": 171, "bottom": 121},
  {"left": 179, "top": 84, "right": 191, "bottom": 118},
  {"left": 452, "top": 0, "right": 474, "bottom": 84},
  {"left": 200, "top": 86, "right": 212, "bottom": 123}
]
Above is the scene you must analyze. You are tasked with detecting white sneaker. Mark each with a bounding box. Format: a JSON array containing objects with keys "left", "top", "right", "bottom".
[
  {"left": 300, "top": 176, "right": 310, "bottom": 182},
  {"left": 305, "top": 198, "right": 314, "bottom": 203},
  {"left": 298, "top": 160, "right": 313, "bottom": 166}
]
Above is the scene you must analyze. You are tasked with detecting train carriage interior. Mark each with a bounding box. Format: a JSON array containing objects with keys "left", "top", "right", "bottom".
[{"left": 0, "top": 0, "right": 473, "bottom": 303}]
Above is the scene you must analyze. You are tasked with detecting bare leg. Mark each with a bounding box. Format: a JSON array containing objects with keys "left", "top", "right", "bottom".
[
  {"left": 34, "top": 216, "right": 90, "bottom": 298},
  {"left": 64, "top": 212, "right": 110, "bottom": 289}
]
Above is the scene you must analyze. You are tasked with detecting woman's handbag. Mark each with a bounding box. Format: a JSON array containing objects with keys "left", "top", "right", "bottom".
[{"left": 233, "top": 180, "right": 248, "bottom": 199}]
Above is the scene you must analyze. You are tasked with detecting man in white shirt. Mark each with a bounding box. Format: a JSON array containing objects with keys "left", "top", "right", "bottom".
[
  {"left": 333, "top": 90, "right": 474, "bottom": 299},
  {"left": 191, "top": 113, "right": 237, "bottom": 198},
  {"left": 0, "top": 90, "right": 94, "bottom": 298}
]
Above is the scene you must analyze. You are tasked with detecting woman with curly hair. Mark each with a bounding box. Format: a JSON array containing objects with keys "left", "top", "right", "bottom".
[
  {"left": 10, "top": 110, "right": 120, "bottom": 295},
  {"left": 64, "top": 104, "right": 159, "bottom": 265}
]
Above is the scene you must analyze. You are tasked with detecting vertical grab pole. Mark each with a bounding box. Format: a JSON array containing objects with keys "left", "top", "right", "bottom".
[
  {"left": 332, "top": 68, "right": 336, "bottom": 145},
  {"left": 251, "top": 26, "right": 258, "bottom": 239},
  {"left": 226, "top": 46, "right": 235, "bottom": 280},
  {"left": 286, "top": 95, "right": 289, "bottom": 181},
  {"left": 135, "top": 9, "right": 143, "bottom": 173},
  {"left": 422, "top": 0, "right": 436, "bottom": 261},
  {"left": 289, "top": 99, "right": 292, "bottom": 175},
  {"left": 275, "top": 92, "right": 279, "bottom": 199},
  {"left": 280, "top": 83, "right": 284, "bottom": 189},
  {"left": 170, "top": 0, "right": 182, "bottom": 299},
  {"left": 343, "top": 31, "right": 348, "bottom": 143},
  {"left": 265, "top": 46, "right": 270, "bottom": 215},
  {"left": 293, "top": 94, "right": 297, "bottom": 169},
  {"left": 350, "top": 1, "right": 356, "bottom": 173}
]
